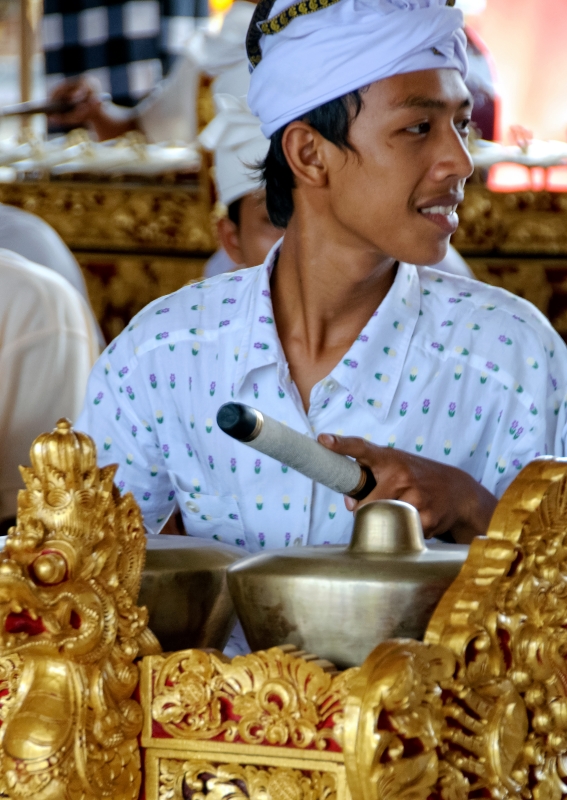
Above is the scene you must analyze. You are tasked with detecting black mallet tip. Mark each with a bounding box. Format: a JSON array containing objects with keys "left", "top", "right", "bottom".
[{"left": 217, "top": 402, "right": 259, "bottom": 441}]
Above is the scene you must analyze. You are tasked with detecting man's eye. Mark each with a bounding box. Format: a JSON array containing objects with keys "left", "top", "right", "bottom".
[
  {"left": 406, "top": 122, "right": 431, "bottom": 135},
  {"left": 457, "top": 118, "right": 471, "bottom": 135}
]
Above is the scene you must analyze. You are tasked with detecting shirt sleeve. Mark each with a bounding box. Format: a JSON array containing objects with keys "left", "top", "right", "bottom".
[
  {"left": 482, "top": 320, "right": 567, "bottom": 498},
  {"left": 76, "top": 337, "right": 177, "bottom": 535},
  {"left": 136, "top": 53, "right": 200, "bottom": 143}
]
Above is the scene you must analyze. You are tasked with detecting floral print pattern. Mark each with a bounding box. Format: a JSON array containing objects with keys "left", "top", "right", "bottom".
[{"left": 78, "top": 253, "right": 567, "bottom": 553}]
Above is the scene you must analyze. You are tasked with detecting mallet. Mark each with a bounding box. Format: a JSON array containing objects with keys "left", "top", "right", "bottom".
[{"left": 217, "top": 402, "right": 376, "bottom": 501}]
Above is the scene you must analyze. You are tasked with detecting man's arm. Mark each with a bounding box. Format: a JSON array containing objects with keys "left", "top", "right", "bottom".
[
  {"left": 318, "top": 434, "right": 497, "bottom": 544},
  {"left": 76, "top": 343, "right": 178, "bottom": 534},
  {"left": 48, "top": 76, "right": 138, "bottom": 141}
]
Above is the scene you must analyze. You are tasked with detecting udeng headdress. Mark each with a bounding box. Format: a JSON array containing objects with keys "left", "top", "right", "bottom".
[{"left": 247, "top": 0, "right": 467, "bottom": 138}]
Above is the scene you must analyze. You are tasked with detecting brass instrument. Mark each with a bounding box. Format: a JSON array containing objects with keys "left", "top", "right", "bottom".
[
  {"left": 141, "top": 536, "right": 243, "bottom": 652},
  {"left": 227, "top": 500, "right": 467, "bottom": 668}
]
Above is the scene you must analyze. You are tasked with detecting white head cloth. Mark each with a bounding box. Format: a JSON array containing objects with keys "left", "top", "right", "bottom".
[
  {"left": 199, "top": 94, "right": 268, "bottom": 206},
  {"left": 248, "top": 0, "right": 468, "bottom": 138},
  {"left": 185, "top": 1, "right": 254, "bottom": 76}
]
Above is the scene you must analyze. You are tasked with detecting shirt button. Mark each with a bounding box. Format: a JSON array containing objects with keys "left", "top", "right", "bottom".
[
  {"left": 185, "top": 500, "right": 199, "bottom": 513},
  {"left": 323, "top": 379, "right": 337, "bottom": 391}
]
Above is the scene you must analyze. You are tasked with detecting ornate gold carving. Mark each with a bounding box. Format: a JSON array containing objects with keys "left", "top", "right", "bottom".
[
  {"left": 468, "top": 258, "right": 553, "bottom": 316},
  {"left": 343, "top": 640, "right": 456, "bottom": 800},
  {"left": 145, "top": 646, "right": 358, "bottom": 752},
  {"left": 454, "top": 187, "right": 567, "bottom": 255},
  {"left": 344, "top": 458, "right": 567, "bottom": 800},
  {"left": 157, "top": 757, "right": 337, "bottom": 800},
  {"left": 0, "top": 180, "right": 216, "bottom": 254},
  {"left": 76, "top": 252, "right": 207, "bottom": 342},
  {"left": 0, "top": 419, "right": 160, "bottom": 800},
  {"left": 197, "top": 75, "right": 215, "bottom": 133}
]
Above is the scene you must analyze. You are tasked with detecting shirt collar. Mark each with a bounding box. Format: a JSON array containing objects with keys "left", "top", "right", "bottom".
[
  {"left": 233, "top": 246, "right": 422, "bottom": 420},
  {"left": 233, "top": 240, "right": 285, "bottom": 396},
  {"left": 328, "top": 261, "right": 422, "bottom": 421}
]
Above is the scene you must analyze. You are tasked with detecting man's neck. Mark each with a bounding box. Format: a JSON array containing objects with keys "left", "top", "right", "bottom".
[{"left": 271, "top": 213, "right": 397, "bottom": 412}]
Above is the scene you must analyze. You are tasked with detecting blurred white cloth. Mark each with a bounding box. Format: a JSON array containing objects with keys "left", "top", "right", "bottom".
[
  {"left": 138, "top": 2, "right": 254, "bottom": 144},
  {"left": 0, "top": 203, "right": 89, "bottom": 300},
  {"left": 205, "top": 247, "right": 235, "bottom": 278},
  {"left": 223, "top": 618, "right": 251, "bottom": 658},
  {"left": 436, "top": 245, "right": 474, "bottom": 278},
  {"left": 199, "top": 94, "right": 268, "bottom": 206},
  {"left": 0, "top": 203, "right": 105, "bottom": 348},
  {"left": 0, "top": 250, "right": 99, "bottom": 522}
]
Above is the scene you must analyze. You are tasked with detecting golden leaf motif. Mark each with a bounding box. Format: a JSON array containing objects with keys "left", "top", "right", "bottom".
[
  {"left": 150, "top": 646, "right": 358, "bottom": 750},
  {"left": 0, "top": 420, "right": 161, "bottom": 800},
  {"left": 158, "top": 758, "right": 337, "bottom": 800},
  {"left": 347, "top": 458, "right": 567, "bottom": 800},
  {"left": 343, "top": 639, "right": 455, "bottom": 800}
]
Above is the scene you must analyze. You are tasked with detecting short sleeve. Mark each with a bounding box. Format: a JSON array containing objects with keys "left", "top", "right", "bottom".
[{"left": 76, "top": 340, "right": 176, "bottom": 534}]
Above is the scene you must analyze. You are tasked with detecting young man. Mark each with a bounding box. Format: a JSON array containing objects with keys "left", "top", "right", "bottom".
[
  {"left": 77, "top": 0, "right": 567, "bottom": 548},
  {"left": 200, "top": 92, "right": 472, "bottom": 277}
]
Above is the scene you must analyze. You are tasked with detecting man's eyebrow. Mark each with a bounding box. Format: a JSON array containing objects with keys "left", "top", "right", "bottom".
[{"left": 392, "top": 95, "right": 473, "bottom": 110}]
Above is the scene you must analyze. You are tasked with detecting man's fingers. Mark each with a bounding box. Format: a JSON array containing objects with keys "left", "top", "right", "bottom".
[
  {"left": 318, "top": 433, "right": 375, "bottom": 462},
  {"left": 344, "top": 496, "right": 356, "bottom": 512},
  {"left": 397, "top": 487, "right": 448, "bottom": 539}
]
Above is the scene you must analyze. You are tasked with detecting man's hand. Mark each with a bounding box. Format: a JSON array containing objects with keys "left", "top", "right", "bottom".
[
  {"left": 48, "top": 75, "right": 104, "bottom": 128},
  {"left": 48, "top": 76, "right": 138, "bottom": 141},
  {"left": 318, "top": 433, "right": 497, "bottom": 544}
]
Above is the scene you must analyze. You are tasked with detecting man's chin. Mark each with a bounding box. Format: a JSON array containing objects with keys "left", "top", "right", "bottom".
[{"left": 392, "top": 240, "right": 450, "bottom": 269}]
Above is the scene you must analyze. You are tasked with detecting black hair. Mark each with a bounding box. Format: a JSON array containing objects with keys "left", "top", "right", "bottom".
[
  {"left": 259, "top": 88, "right": 367, "bottom": 229},
  {"left": 227, "top": 198, "right": 242, "bottom": 227}
]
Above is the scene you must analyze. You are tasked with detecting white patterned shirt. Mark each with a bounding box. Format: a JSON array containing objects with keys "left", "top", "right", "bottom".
[{"left": 77, "top": 245, "right": 567, "bottom": 551}]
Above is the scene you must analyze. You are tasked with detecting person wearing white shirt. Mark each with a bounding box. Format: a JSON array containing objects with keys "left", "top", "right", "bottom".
[
  {"left": 199, "top": 94, "right": 283, "bottom": 276},
  {"left": 48, "top": 2, "right": 255, "bottom": 144},
  {"left": 0, "top": 204, "right": 89, "bottom": 300},
  {"left": 76, "top": 0, "right": 567, "bottom": 548},
  {"left": 0, "top": 250, "right": 100, "bottom": 532},
  {"left": 0, "top": 203, "right": 105, "bottom": 348}
]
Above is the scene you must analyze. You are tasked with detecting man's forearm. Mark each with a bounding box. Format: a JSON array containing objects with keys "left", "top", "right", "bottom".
[{"left": 88, "top": 102, "right": 139, "bottom": 141}]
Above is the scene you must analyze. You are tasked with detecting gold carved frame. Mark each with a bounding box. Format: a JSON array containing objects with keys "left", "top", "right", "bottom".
[{"left": 0, "top": 424, "right": 566, "bottom": 799}]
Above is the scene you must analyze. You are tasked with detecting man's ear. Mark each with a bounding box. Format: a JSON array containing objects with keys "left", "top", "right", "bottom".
[
  {"left": 282, "top": 121, "right": 329, "bottom": 189},
  {"left": 217, "top": 216, "right": 244, "bottom": 266}
]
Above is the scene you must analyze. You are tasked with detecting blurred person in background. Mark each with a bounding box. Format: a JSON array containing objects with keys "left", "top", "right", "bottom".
[
  {"left": 45, "top": 0, "right": 498, "bottom": 146},
  {"left": 46, "top": 1, "right": 255, "bottom": 143},
  {"left": 43, "top": 0, "right": 208, "bottom": 112},
  {"left": 0, "top": 203, "right": 104, "bottom": 346},
  {"left": 47, "top": 0, "right": 476, "bottom": 284},
  {"left": 0, "top": 250, "right": 100, "bottom": 535},
  {"left": 199, "top": 93, "right": 282, "bottom": 276}
]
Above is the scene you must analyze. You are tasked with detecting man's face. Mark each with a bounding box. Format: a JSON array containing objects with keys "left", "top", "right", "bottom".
[
  {"left": 218, "top": 190, "right": 282, "bottom": 268},
  {"left": 320, "top": 68, "right": 474, "bottom": 267}
]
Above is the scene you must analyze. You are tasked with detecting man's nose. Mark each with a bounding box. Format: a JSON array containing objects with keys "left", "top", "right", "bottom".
[{"left": 432, "top": 128, "right": 474, "bottom": 183}]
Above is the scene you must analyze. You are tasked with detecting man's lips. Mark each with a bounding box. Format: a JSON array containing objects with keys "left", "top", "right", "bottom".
[{"left": 416, "top": 196, "right": 463, "bottom": 236}]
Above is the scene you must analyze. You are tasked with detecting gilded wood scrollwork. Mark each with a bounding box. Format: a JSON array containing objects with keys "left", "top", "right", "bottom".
[
  {"left": 0, "top": 420, "right": 161, "bottom": 800},
  {"left": 344, "top": 457, "right": 567, "bottom": 800}
]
